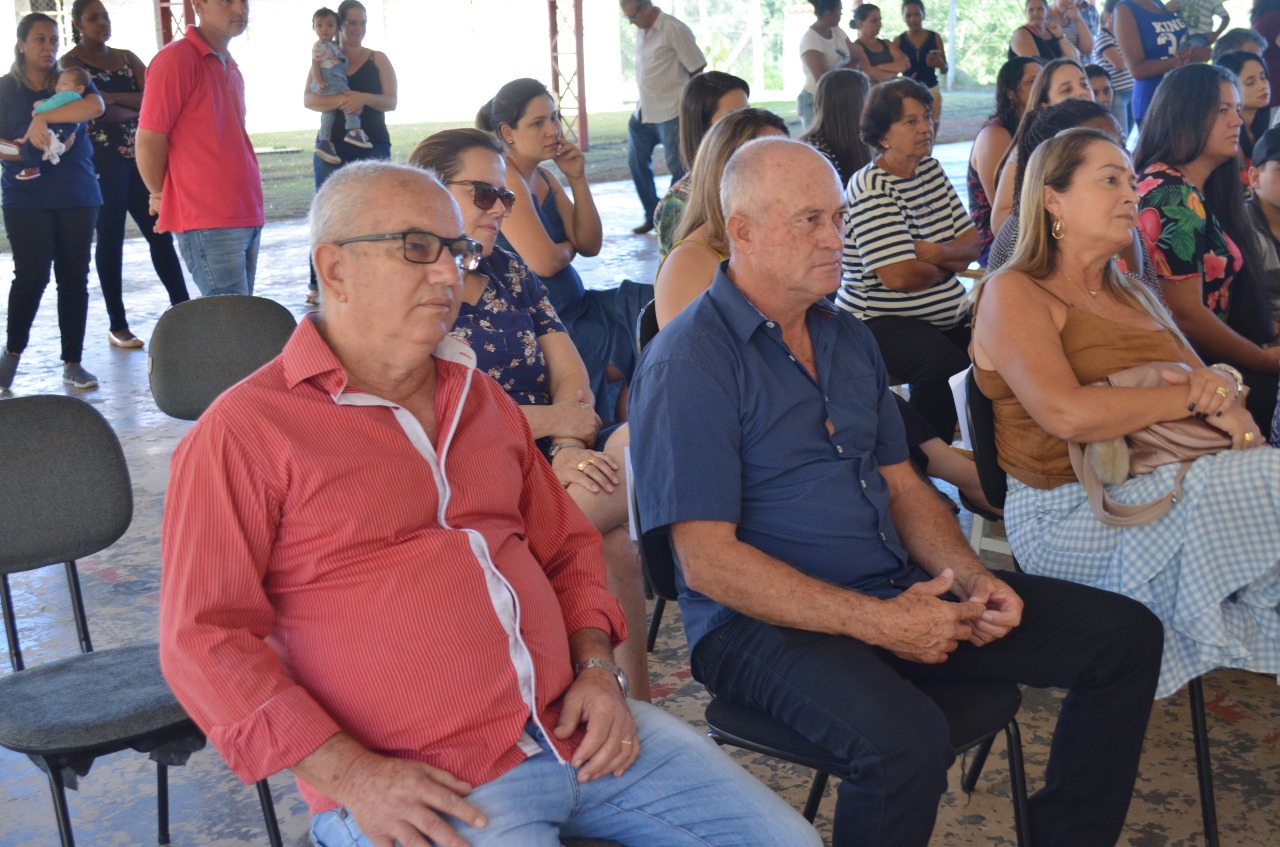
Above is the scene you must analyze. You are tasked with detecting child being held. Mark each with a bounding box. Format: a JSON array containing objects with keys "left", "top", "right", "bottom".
[
  {"left": 310, "top": 6, "right": 371, "bottom": 165},
  {"left": 1166, "top": 0, "right": 1229, "bottom": 49},
  {"left": 17, "top": 66, "right": 91, "bottom": 181}
]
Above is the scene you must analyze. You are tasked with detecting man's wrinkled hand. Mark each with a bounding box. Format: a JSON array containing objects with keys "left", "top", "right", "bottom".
[
  {"left": 334, "top": 749, "right": 487, "bottom": 847},
  {"left": 876, "top": 569, "right": 985, "bottom": 663},
  {"left": 554, "top": 667, "right": 639, "bottom": 782},
  {"left": 952, "top": 570, "right": 1023, "bottom": 646}
]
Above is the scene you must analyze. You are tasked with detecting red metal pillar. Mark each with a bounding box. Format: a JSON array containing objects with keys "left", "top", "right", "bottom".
[
  {"left": 548, "top": 0, "right": 589, "bottom": 151},
  {"left": 155, "top": 0, "right": 194, "bottom": 47}
]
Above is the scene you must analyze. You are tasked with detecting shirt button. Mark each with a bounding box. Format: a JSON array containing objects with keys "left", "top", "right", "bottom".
[
  {"left": 880, "top": 532, "right": 887, "bottom": 541},
  {"left": 766, "top": 321, "right": 776, "bottom": 328},
  {"left": 789, "top": 355, "right": 796, "bottom": 362},
  {"left": 861, "top": 479, "right": 867, "bottom": 489},
  {"left": 836, "top": 445, "right": 844, "bottom": 454}
]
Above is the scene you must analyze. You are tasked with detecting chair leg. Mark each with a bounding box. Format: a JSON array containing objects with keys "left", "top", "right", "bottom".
[
  {"left": 1, "top": 573, "right": 24, "bottom": 672},
  {"left": 646, "top": 597, "right": 666, "bottom": 652},
  {"left": 155, "top": 762, "right": 171, "bottom": 845},
  {"left": 1188, "top": 677, "right": 1218, "bottom": 847},
  {"left": 1004, "top": 721, "right": 1032, "bottom": 847},
  {"left": 968, "top": 514, "right": 988, "bottom": 555},
  {"left": 256, "top": 778, "right": 285, "bottom": 847},
  {"left": 802, "top": 771, "right": 830, "bottom": 823},
  {"left": 960, "top": 734, "right": 996, "bottom": 793},
  {"left": 63, "top": 561, "right": 94, "bottom": 655},
  {"left": 45, "top": 759, "right": 77, "bottom": 847}
]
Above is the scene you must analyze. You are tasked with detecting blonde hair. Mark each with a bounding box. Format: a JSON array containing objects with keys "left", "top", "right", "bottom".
[
  {"left": 978, "top": 127, "right": 1185, "bottom": 342},
  {"left": 673, "top": 107, "right": 788, "bottom": 255}
]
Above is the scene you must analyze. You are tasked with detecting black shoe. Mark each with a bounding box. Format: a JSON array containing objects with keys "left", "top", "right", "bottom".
[{"left": 632, "top": 220, "right": 655, "bottom": 235}]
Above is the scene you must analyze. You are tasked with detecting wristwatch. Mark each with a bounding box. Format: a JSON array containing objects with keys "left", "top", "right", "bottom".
[
  {"left": 574, "top": 658, "right": 630, "bottom": 698},
  {"left": 547, "top": 441, "right": 582, "bottom": 460},
  {"left": 1209, "top": 363, "right": 1245, "bottom": 396}
]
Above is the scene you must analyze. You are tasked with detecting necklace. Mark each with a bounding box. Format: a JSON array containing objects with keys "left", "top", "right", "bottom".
[{"left": 1062, "top": 268, "right": 1099, "bottom": 298}]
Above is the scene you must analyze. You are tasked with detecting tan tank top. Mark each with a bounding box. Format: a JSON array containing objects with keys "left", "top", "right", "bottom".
[{"left": 972, "top": 292, "right": 1187, "bottom": 490}]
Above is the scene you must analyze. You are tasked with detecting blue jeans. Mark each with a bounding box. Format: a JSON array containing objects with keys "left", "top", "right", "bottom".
[
  {"left": 308, "top": 702, "right": 821, "bottom": 847},
  {"left": 1111, "top": 88, "right": 1133, "bottom": 137},
  {"left": 174, "top": 225, "right": 262, "bottom": 296},
  {"left": 627, "top": 113, "right": 684, "bottom": 223},
  {"left": 797, "top": 90, "right": 815, "bottom": 131}
]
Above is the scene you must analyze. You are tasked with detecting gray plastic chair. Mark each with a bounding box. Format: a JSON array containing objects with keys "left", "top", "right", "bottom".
[
  {"left": 0, "top": 395, "right": 281, "bottom": 847},
  {"left": 148, "top": 295, "right": 297, "bottom": 420}
]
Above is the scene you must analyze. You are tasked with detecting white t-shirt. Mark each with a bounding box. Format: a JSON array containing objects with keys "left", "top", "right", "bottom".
[
  {"left": 838, "top": 157, "right": 974, "bottom": 328},
  {"left": 799, "top": 25, "right": 853, "bottom": 95}
]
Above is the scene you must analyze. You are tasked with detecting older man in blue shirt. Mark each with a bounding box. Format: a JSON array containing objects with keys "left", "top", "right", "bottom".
[{"left": 630, "top": 137, "right": 1164, "bottom": 847}]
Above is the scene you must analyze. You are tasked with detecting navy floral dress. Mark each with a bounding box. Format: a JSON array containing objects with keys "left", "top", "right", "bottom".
[{"left": 451, "top": 247, "right": 566, "bottom": 406}]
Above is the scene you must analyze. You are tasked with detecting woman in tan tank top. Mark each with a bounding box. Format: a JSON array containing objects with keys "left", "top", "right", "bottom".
[{"left": 971, "top": 127, "right": 1280, "bottom": 698}]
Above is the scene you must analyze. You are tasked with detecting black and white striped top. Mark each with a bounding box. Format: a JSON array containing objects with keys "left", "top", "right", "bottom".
[{"left": 838, "top": 157, "right": 973, "bottom": 328}]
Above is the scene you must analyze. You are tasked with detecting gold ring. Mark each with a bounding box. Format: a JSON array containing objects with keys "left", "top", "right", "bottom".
[
  {"left": 577, "top": 460, "right": 590, "bottom": 472},
  {"left": 1245, "top": 431, "right": 1256, "bottom": 443},
  {"left": 587, "top": 456, "right": 596, "bottom": 466},
  {"left": 1215, "top": 386, "right": 1229, "bottom": 398},
  {"left": 620, "top": 739, "right": 633, "bottom": 746}
]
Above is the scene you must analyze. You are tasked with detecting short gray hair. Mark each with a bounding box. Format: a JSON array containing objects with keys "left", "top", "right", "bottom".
[{"left": 309, "top": 160, "right": 442, "bottom": 252}]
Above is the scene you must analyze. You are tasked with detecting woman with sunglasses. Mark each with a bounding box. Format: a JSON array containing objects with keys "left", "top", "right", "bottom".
[
  {"left": 409, "top": 128, "right": 650, "bottom": 703},
  {"left": 301, "top": 0, "right": 397, "bottom": 307},
  {"left": 478, "top": 78, "right": 648, "bottom": 425}
]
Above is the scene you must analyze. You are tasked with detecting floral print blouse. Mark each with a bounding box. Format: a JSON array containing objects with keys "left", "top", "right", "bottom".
[
  {"left": 1136, "top": 162, "right": 1242, "bottom": 320},
  {"left": 79, "top": 56, "right": 138, "bottom": 159},
  {"left": 450, "top": 247, "right": 566, "bottom": 406}
]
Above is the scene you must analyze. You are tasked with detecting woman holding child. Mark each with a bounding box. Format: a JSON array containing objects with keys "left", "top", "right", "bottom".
[
  {"left": 972, "top": 125, "right": 1280, "bottom": 698},
  {"left": 61, "top": 0, "right": 188, "bottom": 350},
  {"left": 302, "top": 0, "right": 397, "bottom": 306},
  {"left": 0, "top": 13, "right": 104, "bottom": 393}
]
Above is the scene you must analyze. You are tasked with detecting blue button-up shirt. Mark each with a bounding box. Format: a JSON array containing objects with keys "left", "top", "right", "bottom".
[{"left": 631, "top": 265, "right": 924, "bottom": 652}]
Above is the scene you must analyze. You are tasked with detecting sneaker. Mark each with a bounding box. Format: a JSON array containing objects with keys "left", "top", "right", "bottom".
[
  {"left": 108, "top": 329, "right": 144, "bottom": 349},
  {"left": 314, "top": 140, "right": 341, "bottom": 165},
  {"left": 0, "top": 349, "right": 18, "bottom": 392},
  {"left": 344, "top": 128, "right": 373, "bottom": 149},
  {"left": 15, "top": 167, "right": 39, "bottom": 181},
  {"left": 62, "top": 362, "right": 98, "bottom": 389}
]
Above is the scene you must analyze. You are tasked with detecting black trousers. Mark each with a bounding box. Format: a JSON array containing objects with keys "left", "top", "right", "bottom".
[
  {"left": 866, "top": 315, "right": 971, "bottom": 441},
  {"left": 93, "top": 154, "right": 188, "bottom": 331},
  {"left": 692, "top": 570, "right": 1163, "bottom": 847},
  {"left": 4, "top": 205, "right": 99, "bottom": 363}
]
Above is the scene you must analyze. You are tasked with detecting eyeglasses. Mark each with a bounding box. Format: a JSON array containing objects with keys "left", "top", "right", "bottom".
[
  {"left": 335, "top": 231, "right": 483, "bottom": 271},
  {"left": 447, "top": 180, "right": 517, "bottom": 217}
]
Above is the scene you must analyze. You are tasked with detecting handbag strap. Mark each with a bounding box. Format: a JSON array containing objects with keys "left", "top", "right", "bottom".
[{"left": 1067, "top": 441, "right": 1193, "bottom": 527}]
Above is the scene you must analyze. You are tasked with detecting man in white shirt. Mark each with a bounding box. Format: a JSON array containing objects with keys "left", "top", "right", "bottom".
[{"left": 621, "top": 0, "right": 706, "bottom": 233}]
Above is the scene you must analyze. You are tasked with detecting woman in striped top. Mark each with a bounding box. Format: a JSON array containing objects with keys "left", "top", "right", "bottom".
[
  {"left": 1093, "top": 0, "right": 1137, "bottom": 133},
  {"left": 840, "top": 78, "right": 980, "bottom": 441}
]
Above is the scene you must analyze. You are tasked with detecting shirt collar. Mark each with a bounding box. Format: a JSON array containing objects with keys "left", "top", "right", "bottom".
[
  {"left": 184, "top": 25, "right": 236, "bottom": 67},
  {"left": 281, "top": 314, "right": 477, "bottom": 399},
  {"left": 706, "top": 261, "right": 839, "bottom": 343}
]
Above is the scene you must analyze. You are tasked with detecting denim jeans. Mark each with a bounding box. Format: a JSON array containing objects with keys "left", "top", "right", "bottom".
[
  {"left": 692, "top": 570, "right": 1163, "bottom": 847},
  {"left": 174, "top": 225, "right": 262, "bottom": 296},
  {"left": 3, "top": 205, "right": 98, "bottom": 362},
  {"left": 627, "top": 113, "right": 684, "bottom": 223},
  {"left": 797, "top": 89, "right": 815, "bottom": 132},
  {"left": 94, "top": 154, "right": 189, "bottom": 330},
  {"left": 309, "top": 701, "right": 821, "bottom": 847},
  {"left": 1110, "top": 88, "right": 1133, "bottom": 137}
]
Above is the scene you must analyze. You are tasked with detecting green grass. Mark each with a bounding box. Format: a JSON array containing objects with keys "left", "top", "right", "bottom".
[{"left": 0, "top": 89, "right": 996, "bottom": 255}]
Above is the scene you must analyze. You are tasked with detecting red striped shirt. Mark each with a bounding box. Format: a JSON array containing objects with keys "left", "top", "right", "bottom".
[{"left": 159, "top": 317, "right": 625, "bottom": 814}]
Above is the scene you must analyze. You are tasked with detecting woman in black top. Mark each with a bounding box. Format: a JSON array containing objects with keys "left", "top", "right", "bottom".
[
  {"left": 301, "top": 0, "right": 397, "bottom": 305},
  {"left": 851, "top": 4, "right": 909, "bottom": 82},
  {"left": 897, "top": 1, "right": 948, "bottom": 129},
  {"left": 61, "top": 0, "right": 188, "bottom": 350},
  {"left": 1010, "top": 0, "right": 1081, "bottom": 61}
]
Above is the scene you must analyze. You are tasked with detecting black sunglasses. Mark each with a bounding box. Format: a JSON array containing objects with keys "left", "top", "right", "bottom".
[
  {"left": 335, "top": 230, "right": 483, "bottom": 271},
  {"left": 447, "top": 180, "right": 517, "bottom": 217}
]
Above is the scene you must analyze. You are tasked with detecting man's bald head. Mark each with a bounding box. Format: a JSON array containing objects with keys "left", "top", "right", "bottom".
[{"left": 720, "top": 137, "right": 842, "bottom": 229}]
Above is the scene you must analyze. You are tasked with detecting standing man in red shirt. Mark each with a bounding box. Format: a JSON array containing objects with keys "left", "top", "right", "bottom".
[
  {"left": 159, "top": 160, "right": 821, "bottom": 847},
  {"left": 137, "top": 0, "right": 262, "bottom": 297}
]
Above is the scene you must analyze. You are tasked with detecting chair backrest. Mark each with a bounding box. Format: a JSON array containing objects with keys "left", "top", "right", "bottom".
[
  {"left": 0, "top": 396, "right": 132, "bottom": 575},
  {"left": 965, "top": 368, "right": 1008, "bottom": 511},
  {"left": 637, "top": 299, "right": 659, "bottom": 353},
  {"left": 148, "top": 295, "right": 297, "bottom": 420}
]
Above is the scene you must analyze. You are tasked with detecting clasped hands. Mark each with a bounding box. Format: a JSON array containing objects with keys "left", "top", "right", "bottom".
[
  {"left": 876, "top": 568, "right": 1023, "bottom": 664},
  {"left": 1162, "top": 366, "right": 1262, "bottom": 450}
]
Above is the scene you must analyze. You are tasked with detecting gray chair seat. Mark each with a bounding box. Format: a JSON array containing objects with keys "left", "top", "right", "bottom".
[{"left": 0, "top": 643, "right": 194, "bottom": 756}]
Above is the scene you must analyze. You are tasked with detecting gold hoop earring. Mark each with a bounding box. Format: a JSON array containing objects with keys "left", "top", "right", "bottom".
[{"left": 1051, "top": 219, "right": 1064, "bottom": 240}]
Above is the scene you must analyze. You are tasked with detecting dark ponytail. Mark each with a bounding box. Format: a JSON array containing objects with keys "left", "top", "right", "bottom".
[{"left": 475, "top": 78, "right": 551, "bottom": 136}]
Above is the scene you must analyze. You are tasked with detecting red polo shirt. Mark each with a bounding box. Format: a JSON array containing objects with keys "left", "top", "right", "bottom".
[
  {"left": 139, "top": 26, "right": 263, "bottom": 232},
  {"left": 159, "top": 317, "right": 625, "bottom": 814}
]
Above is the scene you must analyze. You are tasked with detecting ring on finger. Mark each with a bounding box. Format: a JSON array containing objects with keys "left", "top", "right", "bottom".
[
  {"left": 620, "top": 739, "right": 634, "bottom": 746},
  {"left": 1245, "top": 431, "right": 1256, "bottom": 443},
  {"left": 577, "top": 459, "right": 590, "bottom": 472},
  {"left": 1214, "top": 385, "right": 1229, "bottom": 398}
]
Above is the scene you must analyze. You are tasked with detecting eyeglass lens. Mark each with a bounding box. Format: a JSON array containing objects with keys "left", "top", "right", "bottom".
[
  {"left": 404, "top": 233, "right": 482, "bottom": 270},
  {"left": 469, "top": 182, "right": 516, "bottom": 213}
]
